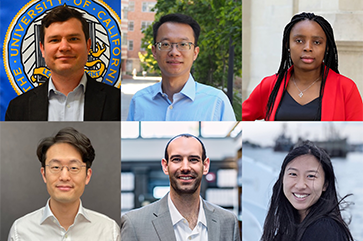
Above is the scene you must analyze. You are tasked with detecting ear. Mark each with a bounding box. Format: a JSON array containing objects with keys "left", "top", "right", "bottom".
[
  {"left": 39, "top": 42, "right": 45, "bottom": 58},
  {"left": 323, "top": 181, "right": 328, "bottom": 192},
  {"left": 86, "top": 38, "right": 91, "bottom": 52},
  {"left": 85, "top": 168, "right": 92, "bottom": 185},
  {"left": 203, "top": 157, "right": 210, "bottom": 175},
  {"left": 161, "top": 158, "right": 169, "bottom": 175},
  {"left": 41, "top": 167, "right": 47, "bottom": 183},
  {"left": 193, "top": 46, "right": 200, "bottom": 61},
  {"left": 151, "top": 44, "right": 157, "bottom": 59}
]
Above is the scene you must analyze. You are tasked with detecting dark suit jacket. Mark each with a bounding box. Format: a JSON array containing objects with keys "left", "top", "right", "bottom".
[
  {"left": 121, "top": 194, "right": 241, "bottom": 241},
  {"left": 5, "top": 74, "right": 120, "bottom": 121}
]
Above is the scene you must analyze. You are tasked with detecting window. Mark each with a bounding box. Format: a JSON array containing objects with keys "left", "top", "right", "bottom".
[
  {"left": 142, "top": 2, "right": 156, "bottom": 12},
  {"left": 128, "top": 21, "right": 134, "bottom": 31},
  {"left": 140, "top": 42, "right": 147, "bottom": 51},
  {"left": 128, "top": 40, "right": 134, "bottom": 51},
  {"left": 121, "top": 32, "right": 127, "bottom": 45},
  {"left": 141, "top": 21, "right": 152, "bottom": 31},
  {"left": 128, "top": 1, "right": 135, "bottom": 12}
]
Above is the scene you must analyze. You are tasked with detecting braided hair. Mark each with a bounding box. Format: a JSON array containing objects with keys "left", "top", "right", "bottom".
[{"left": 265, "top": 12, "right": 339, "bottom": 120}]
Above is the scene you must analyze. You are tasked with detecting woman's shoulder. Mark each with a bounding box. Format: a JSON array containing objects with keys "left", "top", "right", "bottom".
[
  {"left": 327, "top": 69, "right": 357, "bottom": 87},
  {"left": 301, "top": 217, "right": 348, "bottom": 241}
]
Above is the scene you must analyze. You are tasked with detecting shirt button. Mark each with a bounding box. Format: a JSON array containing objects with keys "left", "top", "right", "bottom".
[
  {"left": 67, "top": 104, "right": 70, "bottom": 108},
  {"left": 188, "top": 237, "right": 192, "bottom": 240},
  {"left": 169, "top": 106, "right": 173, "bottom": 110}
]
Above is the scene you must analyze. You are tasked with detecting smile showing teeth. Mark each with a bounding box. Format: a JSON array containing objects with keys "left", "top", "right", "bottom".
[
  {"left": 294, "top": 193, "right": 309, "bottom": 198},
  {"left": 180, "top": 177, "right": 192, "bottom": 180}
]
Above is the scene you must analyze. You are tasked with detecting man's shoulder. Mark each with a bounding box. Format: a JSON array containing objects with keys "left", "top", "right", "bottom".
[
  {"left": 83, "top": 208, "right": 118, "bottom": 225},
  {"left": 123, "top": 198, "right": 162, "bottom": 219},
  {"left": 9, "top": 83, "right": 47, "bottom": 103},
  {"left": 87, "top": 76, "right": 120, "bottom": 94},
  {"left": 12, "top": 207, "right": 44, "bottom": 226},
  {"left": 203, "top": 199, "right": 238, "bottom": 219},
  {"left": 131, "top": 82, "right": 160, "bottom": 100}
]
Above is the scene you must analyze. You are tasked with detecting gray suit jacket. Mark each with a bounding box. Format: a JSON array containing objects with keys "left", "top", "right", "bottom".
[{"left": 121, "top": 195, "right": 241, "bottom": 241}]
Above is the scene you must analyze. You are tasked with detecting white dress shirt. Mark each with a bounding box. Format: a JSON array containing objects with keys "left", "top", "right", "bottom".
[
  {"left": 48, "top": 73, "right": 87, "bottom": 121},
  {"left": 168, "top": 194, "right": 208, "bottom": 241},
  {"left": 8, "top": 199, "right": 120, "bottom": 241}
]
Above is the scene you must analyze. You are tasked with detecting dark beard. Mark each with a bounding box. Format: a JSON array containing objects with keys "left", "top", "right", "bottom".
[{"left": 169, "top": 171, "right": 201, "bottom": 196}]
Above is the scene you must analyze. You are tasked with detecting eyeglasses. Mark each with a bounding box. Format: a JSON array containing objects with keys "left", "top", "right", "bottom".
[
  {"left": 155, "top": 41, "right": 195, "bottom": 51},
  {"left": 46, "top": 162, "right": 86, "bottom": 174}
]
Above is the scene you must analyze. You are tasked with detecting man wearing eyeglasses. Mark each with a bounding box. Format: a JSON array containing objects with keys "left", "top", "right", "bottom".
[
  {"left": 126, "top": 13, "right": 236, "bottom": 121},
  {"left": 7, "top": 127, "right": 120, "bottom": 241}
]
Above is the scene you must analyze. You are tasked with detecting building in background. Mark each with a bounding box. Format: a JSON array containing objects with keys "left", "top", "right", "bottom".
[{"left": 121, "top": 0, "right": 157, "bottom": 75}]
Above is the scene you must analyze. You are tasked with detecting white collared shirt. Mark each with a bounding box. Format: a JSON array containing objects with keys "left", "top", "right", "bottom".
[
  {"left": 168, "top": 194, "right": 208, "bottom": 241},
  {"left": 48, "top": 73, "right": 87, "bottom": 121},
  {"left": 8, "top": 199, "right": 120, "bottom": 241}
]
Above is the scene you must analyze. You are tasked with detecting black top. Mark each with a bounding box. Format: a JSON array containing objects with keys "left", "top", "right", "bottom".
[
  {"left": 275, "top": 91, "right": 321, "bottom": 121},
  {"left": 301, "top": 217, "right": 349, "bottom": 241}
]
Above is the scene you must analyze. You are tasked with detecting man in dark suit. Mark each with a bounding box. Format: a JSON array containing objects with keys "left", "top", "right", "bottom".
[
  {"left": 5, "top": 5, "right": 120, "bottom": 121},
  {"left": 121, "top": 134, "right": 241, "bottom": 241}
]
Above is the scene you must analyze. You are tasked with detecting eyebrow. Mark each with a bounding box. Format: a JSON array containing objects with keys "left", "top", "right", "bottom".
[
  {"left": 170, "top": 155, "right": 201, "bottom": 160},
  {"left": 48, "top": 159, "right": 82, "bottom": 164},
  {"left": 286, "top": 167, "right": 319, "bottom": 173},
  {"left": 46, "top": 33, "right": 83, "bottom": 39},
  {"left": 159, "top": 37, "right": 190, "bottom": 42},
  {"left": 292, "top": 34, "right": 325, "bottom": 40}
]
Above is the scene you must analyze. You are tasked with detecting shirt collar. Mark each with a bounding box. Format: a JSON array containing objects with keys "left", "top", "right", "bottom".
[
  {"left": 153, "top": 74, "right": 196, "bottom": 101},
  {"left": 48, "top": 73, "right": 87, "bottom": 97},
  {"left": 167, "top": 193, "right": 207, "bottom": 228},
  {"left": 41, "top": 199, "right": 91, "bottom": 225}
]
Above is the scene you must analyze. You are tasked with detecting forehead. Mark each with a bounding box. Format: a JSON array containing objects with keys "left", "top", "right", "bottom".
[
  {"left": 45, "top": 143, "right": 82, "bottom": 162},
  {"left": 44, "top": 18, "right": 83, "bottom": 36},
  {"left": 290, "top": 19, "right": 326, "bottom": 38},
  {"left": 285, "top": 154, "right": 323, "bottom": 173},
  {"left": 167, "top": 137, "right": 203, "bottom": 156},
  {"left": 156, "top": 22, "right": 195, "bottom": 42}
]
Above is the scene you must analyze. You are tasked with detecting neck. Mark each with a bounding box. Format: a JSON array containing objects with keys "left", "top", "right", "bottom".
[
  {"left": 292, "top": 68, "right": 322, "bottom": 85},
  {"left": 49, "top": 198, "right": 80, "bottom": 231},
  {"left": 169, "top": 190, "right": 200, "bottom": 229},
  {"left": 51, "top": 71, "right": 84, "bottom": 96},
  {"left": 161, "top": 74, "right": 190, "bottom": 102}
]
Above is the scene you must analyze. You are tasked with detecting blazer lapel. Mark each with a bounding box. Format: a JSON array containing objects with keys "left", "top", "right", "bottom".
[
  {"left": 28, "top": 82, "right": 49, "bottom": 121},
  {"left": 84, "top": 76, "right": 106, "bottom": 121},
  {"left": 203, "top": 200, "right": 220, "bottom": 241},
  {"left": 321, "top": 70, "right": 335, "bottom": 120},
  {"left": 151, "top": 196, "right": 177, "bottom": 241}
]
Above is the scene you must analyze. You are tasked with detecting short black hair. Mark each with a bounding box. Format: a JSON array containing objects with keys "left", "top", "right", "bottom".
[
  {"left": 37, "top": 127, "right": 95, "bottom": 169},
  {"left": 40, "top": 5, "right": 89, "bottom": 45},
  {"left": 153, "top": 13, "right": 201, "bottom": 45},
  {"left": 164, "top": 134, "right": 206, "bottom": 162}
]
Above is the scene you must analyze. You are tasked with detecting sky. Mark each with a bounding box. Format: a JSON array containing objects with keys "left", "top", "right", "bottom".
[{"left": 242, "top": 122, "right": 363, "bottom": 146}]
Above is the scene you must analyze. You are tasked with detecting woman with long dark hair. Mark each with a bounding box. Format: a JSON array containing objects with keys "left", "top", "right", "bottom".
[
  {"left": 261, "top": 141, "right": 354, "bottom": 241},
  {"left": 242, "top": 12, "right": 363, "bottom": 121}
]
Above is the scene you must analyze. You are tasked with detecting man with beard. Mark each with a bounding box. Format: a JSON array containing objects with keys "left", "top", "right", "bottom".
[{"left": 121, "top": 134, "right": 240, "bottom": 241}]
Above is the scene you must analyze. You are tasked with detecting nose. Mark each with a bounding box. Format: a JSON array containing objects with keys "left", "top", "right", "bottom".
[
  {"left": 303, "top": 41, "right": 312, "bottom": 52},
  {"left": 59, "top": 166, "right": 71, "bottom": 181},
  {"left": 59, "top": 38, "right": 71, "bottom": 51},
  {"left": 295, "top": 176, "right": 307, "bottom": 189},
  {"left": 180, "top": 158, "right": 191, "bottom": 172},
  {"left": 168, "top": 44, "right": 181, "bottom": 57}
]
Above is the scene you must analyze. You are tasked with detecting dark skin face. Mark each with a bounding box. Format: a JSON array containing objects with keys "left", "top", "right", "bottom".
[{"left": 286, "top": 20, "right": 327, "bottom": 105}]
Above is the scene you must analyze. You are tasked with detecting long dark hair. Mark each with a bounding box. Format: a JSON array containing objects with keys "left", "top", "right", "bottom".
[
  {"left": 265, "top": 13, "right": 339, "bottom": 120},
  {"left": 261, "top": 141, "right": 353, "bottom": 241}
]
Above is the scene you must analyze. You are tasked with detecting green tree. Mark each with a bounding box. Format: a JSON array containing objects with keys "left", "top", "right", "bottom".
[{"left": 141, "top": 0, "right": 242, "bottom": 120}]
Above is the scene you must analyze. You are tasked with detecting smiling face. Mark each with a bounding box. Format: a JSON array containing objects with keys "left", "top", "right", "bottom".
[
  {"left": 283, "top": 154, "right": 327, "bottom": 221},
  {"left": 162, "top": 137, "right": 209, "bottom": 196},
  {"left": 39, "top": 18, "right": 91, "bottom": 79},
  {"left": 41, "top": 143, "right": 91, "bottom": 206},
  {"left": 289, "top": 20, "right": 327, "bottom": 73},
  {"left": 152, "top": 22, "right": 199, "bottom": 82}
]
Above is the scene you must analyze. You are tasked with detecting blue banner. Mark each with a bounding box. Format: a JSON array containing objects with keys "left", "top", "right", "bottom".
[{"left": 0, "top": 0, "right": 121, "bottom": 120}]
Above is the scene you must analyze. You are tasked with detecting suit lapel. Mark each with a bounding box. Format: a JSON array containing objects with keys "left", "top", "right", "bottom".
[
  {"left": 151, "top": 195, "right": 177, "bottom": 241},
  {"left": 28, "top": 82, "right": 49, "bottom": 121},
  {"left": 84, "top": 76, "right": 106, "bottom": 121},
  {"left": 203, "top": 200, "right": 219, "bottom": 241}
]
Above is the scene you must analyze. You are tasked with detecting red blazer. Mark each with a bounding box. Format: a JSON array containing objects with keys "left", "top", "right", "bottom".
[{"left": 242, "top": 68, "right": 363, "bottom": 121}]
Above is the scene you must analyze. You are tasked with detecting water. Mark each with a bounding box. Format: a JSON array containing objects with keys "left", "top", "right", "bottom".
[{"left": 242, "top": 147, "right": 363, "bottom": 241}]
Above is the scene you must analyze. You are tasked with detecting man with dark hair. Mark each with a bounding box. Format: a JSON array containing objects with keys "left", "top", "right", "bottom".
[
  {"left": 8, "top": 127, "right": 120, "bottom": 240},
  {"left": 127, "top": 13, "right": 235, "bottom": 121},
  {"left": 5, "top": 5, "right": 120, "bottom": 121},
  {"left": 121, "top": 134, "right": 240, "bottom": 240}
]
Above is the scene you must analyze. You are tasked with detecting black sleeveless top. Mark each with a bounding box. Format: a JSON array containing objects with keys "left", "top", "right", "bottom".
[{"left": 275, "top": 91, "right": 321, "bottom": 121}]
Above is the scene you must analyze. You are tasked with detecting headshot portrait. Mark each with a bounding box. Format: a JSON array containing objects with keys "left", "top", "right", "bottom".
[
  {"left": 120, "top": 122, "right": 242, "bottom": 240},
  {"left": 242, "top": 122, "right": 363, "bottom": 241},
  {"left": 2, "top": 3, "right": 121, "bottom": 121},
  {"left": 0, "top": 122, "right": 121, "bottom": 240},
  {"left": 121, "top": 0, "right": 242, "bottom": 121},
  {"left": 242, "top": 1, "right": 363, "bottom": 121}
]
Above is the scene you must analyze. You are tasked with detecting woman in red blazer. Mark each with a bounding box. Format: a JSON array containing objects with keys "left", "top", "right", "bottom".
[{"left": 242, "top": 12, "right": 363, "bottom": 121}]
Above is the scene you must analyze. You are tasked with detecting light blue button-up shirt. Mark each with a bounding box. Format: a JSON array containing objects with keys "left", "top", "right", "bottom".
[
  {"left": 126, "top": 75, "right": 236, "bottom": 121},
  {"left": 48, "top": 74, "right": 87, "bottom": 121}
]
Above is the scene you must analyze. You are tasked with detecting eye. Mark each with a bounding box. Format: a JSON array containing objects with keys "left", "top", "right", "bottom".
[
  {"left": 171, "top": 157, "right": 181, "bottom": 162},
  {"left": 70, "top": 37, "right": 80, "bottom": 41},
  {"left": 51, "top": 165, "right": 61, "bottom": 170},
  {"left": 49, "top": 39, "right": 59, "bottom": 43},
  {"left": 161, "top": 42, "right": 170, "bottom": 47},
  {"left": 314, "top": 40, "right": 321, "bottom": 45},
  {"left": 190, "top": 158, "right": 199, "bottom": 163},
  {"left": 295, "top": 39, "right": 303, "bottom": 44},
  {"left": 288, "top": 172, "right": 297, "bottom": 177},
  {"left": 179, "top": 42, "right": 188, "bottom": 47},
  {"left": 307, "top": 174, "right": 317, "bottom": 179}
]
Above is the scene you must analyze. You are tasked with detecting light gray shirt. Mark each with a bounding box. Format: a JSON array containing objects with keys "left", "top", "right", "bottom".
[
  {"left": 8, "top": 199, "right": 120, "bottom": 241},
  {"left": 48, "top": 74, "right": 87, "bottom": 121}
]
